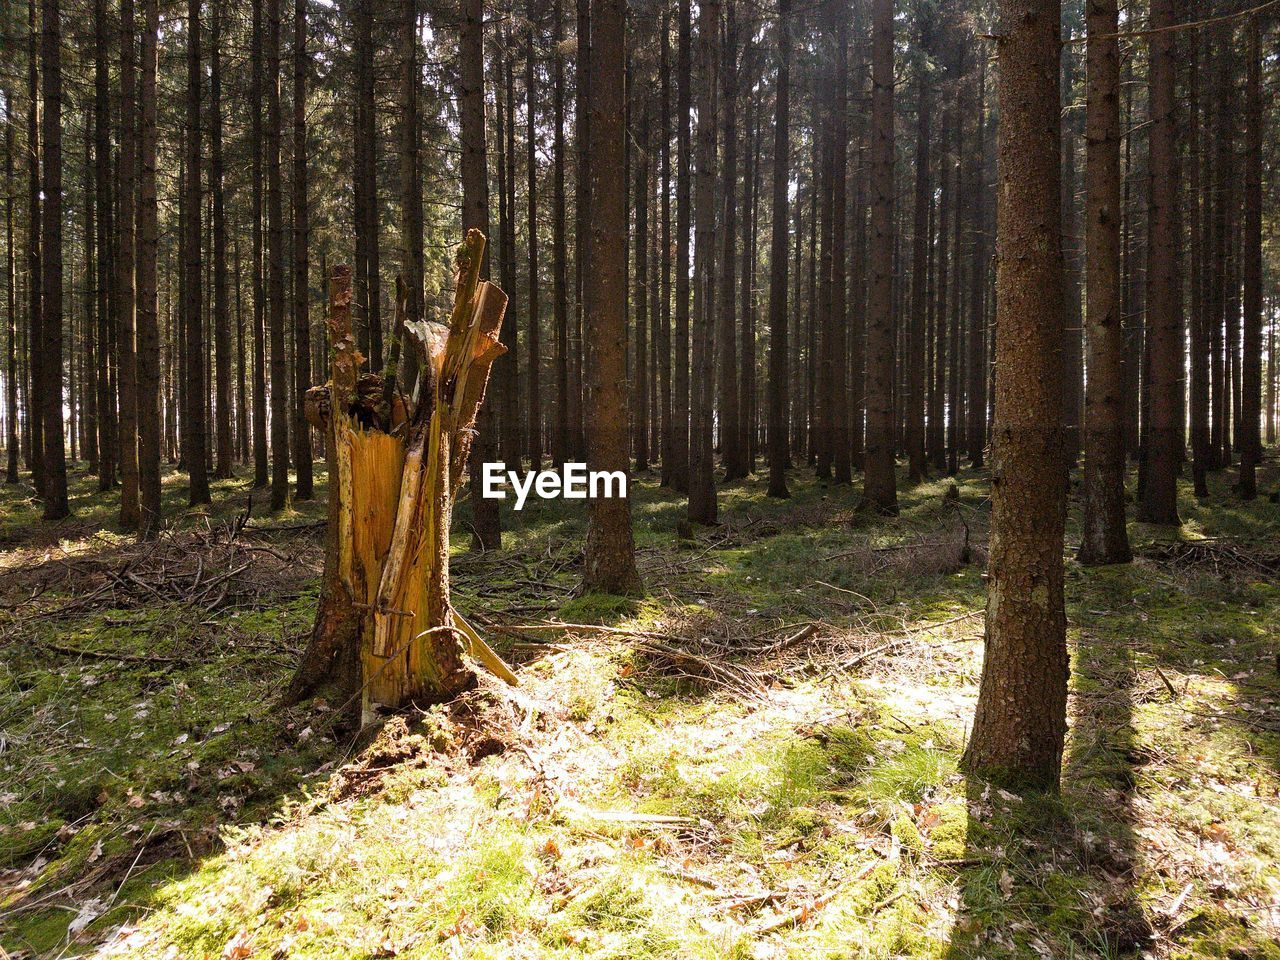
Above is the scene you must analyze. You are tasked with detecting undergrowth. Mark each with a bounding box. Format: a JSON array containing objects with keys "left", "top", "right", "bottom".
[{"left": 1, "top": 456, "right": 1278, "bottom": 959}]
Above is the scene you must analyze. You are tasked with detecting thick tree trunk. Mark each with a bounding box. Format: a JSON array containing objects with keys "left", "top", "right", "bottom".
[
  {"left": 961, "top": 0, "right": 1068, "bottom": 792},
  {"left": 765, "top": 0, "right": 791, "bottom": 499},
  {"left": 137, "top": 0, "right": 162, "bottom": 537},
  {"left": 292, "top": 0, "right": 313, "bottom": 498},
  {"left": 1078, "top": 0, "right": 1131, "bottom": 565},
  {"left": 582, "top": 0, "right": 642, "bottom": 595},
  {"left": 861, "top": 0, "right": 896, "bottom": 514},
  {"left": 289, "top": 240, "right": 510, "bottom": 714},
  {"left": 1138, "top": 0, "right": 1181, "bottom": 525}
]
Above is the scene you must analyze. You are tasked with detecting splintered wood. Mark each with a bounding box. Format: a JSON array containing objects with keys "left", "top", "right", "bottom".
[{"left": 312, "top": 231, "right": 516, "bottom": 719}]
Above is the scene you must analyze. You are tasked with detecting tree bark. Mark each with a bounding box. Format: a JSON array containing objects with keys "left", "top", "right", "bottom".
[
  {"left": 633, "top": 95, "right": 650, "bottom": 473},
  {"left": 459, "top": 0, "right": 502, "bottom": 550},
  {"left": 251, "top": 0, "right": 269, "bottom": 488},
  {"left": 208, "top": 4, "right": 232, "bottom": 483},
  {"left": 26, "top": 0, "right": 45, "bottom": 496},
  {"left": 1078, "top": 0, "right": 1130, "bottom": 564},
  {"left": 1138, "top": 0, "right": 1181, "bottom": 524},
  {"left": 716, "top": 0, "right": 741, "bottom": 482},
  {"left": 91, "top": 0, "right": 111, "bottom": 493},
  {"left": 40, "top": 0, "right": 68, "bottom": 520},
  {"left": 829, "top": 0, "right": 849, "bottom": 486},
  {"left": 551, "top": 0, "right": 570, "bottom": 468},
  {"left": 582, "top": 0, "right": 642, "bottom": 594},
  {"left": 183, "top": 0, "right": 210, "bottom": 506},
  {"left": 117, "top": 0, "right": 141, "bottom": 523},
  {"left": 526, "top": 17, "right": 542, "bottom": 472},
  {"left": 352, "top": 0, "right": 381, "bottom": 371},
  {"left": 765, "top": 0, "right": 791, "bottom": 499},
  {"left": 960, "top": 0, "right": 1068, "bottom": 792},
  {"left": 861, "top": 0, "right": 896, "bottom": 514},
  {"left": 687, "top": 0, "right": 718, "bottom": 525},
  {"left": 907, "top": 49, "right": 930, "bottom": 484},
  {"left": 4, "top": 107, "right": 16, "bottom": 484},
  {"left": 137, "top": 0, "right": 162, "bottom": 537},
  {"left": 658, "top": 7, "right": 673, "bottom": 487},
  {"left": 267, "top": 0, "right": 289, "bottom": 510},
  {"left": 292, "top": 0, "right": 313, "bottom": 498},
  {"left": 1238, "top": 15, "right": 1261, "bottom": 500},
  {"left": 671, "top": 0, "right": 691, "bottom": 492}
]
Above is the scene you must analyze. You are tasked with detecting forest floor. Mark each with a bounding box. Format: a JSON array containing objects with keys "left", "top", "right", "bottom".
[{"left": 1, "top": 455, "right": 1278, "bottom": 960}]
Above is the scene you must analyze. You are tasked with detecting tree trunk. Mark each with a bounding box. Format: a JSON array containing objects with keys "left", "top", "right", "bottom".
[
  {"left": 960, "top": 0, "right": 1068, "bottom": 792},
  {"left": 658, "top": 7, "right": 673, "bottom": 487},
  {"left": 582, "top": 0, "right": 642, "bottom": 594},
  {"left": 551, "top": 0, "right": 569, "bottom": 468},
  {"left": 716, "top": 0, "right": 741, "bottom": 482},
  {"left": 26, "top": 0, "right": 44, "bottom": 496},
  {"left": 267, "top": 0, "right": 290, "bottom": 510},
  {"left": 117, "top": 0, "right": 141, "bottom": 523},
  {"left": 570, "top": 0, "right": 590, "bottom": 464},
  {"left": 907, "top": 51, "right": 930, "bottom": 484},
  {"left": 137, "top": 0, "right": 162, "bottom": 537},
  {"left": 184, "top": 0, "right": 210, "bottom": 506},
  {"left": 292, "top": 0, "right": 313, "bottom": 498},
  {"left": 526, "top": 18, "right": 542, "bottom": 473},
  {"left": 40, "top": 0, "right": 68, "bottom": 520},
  {"left": 928, "top": 104, "right": 949, "bottom": 474},
  {"left": 288, "top": 240, "right": 511, "bottom": 714},
  {"left": 829, "top": 0, "right": 849, "bottom": 485},
  {"left": 352, "top": 0, "right": 382, "bottom": 371},
  {"left": 494, "top": 21, "right": 519, "bottom": 474},
  {"left": 459, "top": 0, "right": 502, "bottom": 550},
  {"left": 1188, "top": 30, "right": 1210, "bottom": 497},
  {"left": 765, "top": 0, "right": 791, "bottom": 499},
  {"left": 965, "top": 57, "right": 988, "bottom": 468},
  {"left": 861, "top": 0, "right": 896, "bottom": 514},
  {"left": 209, "top": 4, "right": 232, "bottom": 482},
  {"left": 1138, "top": 0, "right": 1181, "bottom": 524},
  {"left": 671, "top": 0, "right": 691, "bottom": 492},
  {"left": 4, "top": 108, "right": 16, "bottom": 484},
  {"left": 1078, "top": 0, "right": 1130, "bottom": 564},
  {"left": 1238, "top": 15, "right": 1261, "bottom": 500},
  {"left": 91, "top": 0, "right": 112, "bottom": 493},
  {"left": 632, "top": 95, "right": 650, "bottom": 473},
  {"left": 687, "top": 0, "right": 718, "bottom": 525},
  {"left": 251, "top": 0, "right": 269, "bottom": 488}
]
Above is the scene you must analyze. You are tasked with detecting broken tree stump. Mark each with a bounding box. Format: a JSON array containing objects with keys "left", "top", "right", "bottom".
[{"left": 285, "top": 231, "right": 516, "bottom": 719}]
